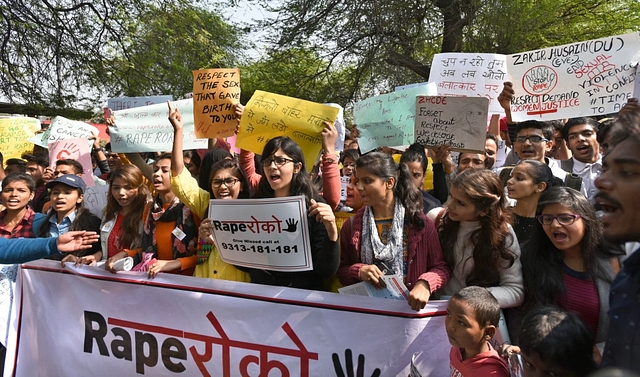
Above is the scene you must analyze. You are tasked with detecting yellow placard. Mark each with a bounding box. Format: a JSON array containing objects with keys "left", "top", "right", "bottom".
[
  {"left": 236, "top": 90, "right": 340, "bottom": 170},
  {"left": 0, "top": 117, "right": 40, "bottom": 160},
  {"left": 192, "top": 68, "right": 241, "bottom": 138}
]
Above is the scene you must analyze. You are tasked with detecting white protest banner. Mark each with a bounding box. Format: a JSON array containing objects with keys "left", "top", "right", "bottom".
[
  {"left": 207, "top": 196, "right": 312, "bottom": 271},
  {"left": 48, "top": 137, "right": 95, "bottom": 187},
  {"left": 429, "top": 53, "right": 507, "bottom": 113},
  {"left": 6, "top": 260, "right": 450, "bottom": 376},
  {"left": 353, "top": 83, "right": 437, "bottom": 153},
  {"left": 107, "top": 95, "right": 173, "bottom": 111},
  {"left": 109, "top": 98, "right": 208, "bottom": 153},
  {"left": 84, "top": 184, "right": 109, "bottom": 217},
  {"left": 29, "top": 116, "right": 98, "bottom": 148},
  {"left": 508, "top": 32, "right": 640, "bottom": 121},
  {"left": 414, "top": 96, "right": 489, "bottom": 153}
]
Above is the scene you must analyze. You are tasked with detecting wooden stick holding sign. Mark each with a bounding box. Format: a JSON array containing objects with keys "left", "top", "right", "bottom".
[
  {"left": 207, "top": 196, "right": 312, "bottom": 272},
  {"left": 414, "top": 96, "right": 489, "bottom": 153}
]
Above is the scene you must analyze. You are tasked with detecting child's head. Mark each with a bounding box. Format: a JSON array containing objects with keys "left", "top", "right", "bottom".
[
  {"left": 446, "top": 286, "right": 500, "bottom": 356},
  {"left": 518, "top": 306, "right": 596, "bottom": 377}
]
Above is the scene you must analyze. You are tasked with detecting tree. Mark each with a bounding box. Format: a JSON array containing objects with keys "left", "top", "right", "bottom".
[
  {"left": 240, "top": 47, "right": 360, "bottom": 104},
  {"left": 252, "top": 0, "right": 640, "bottom": 103},
  {"left": 0, "top": 0, "right": 147, "bottom": 109},
  {"left": 95, "top": 2, "right": 245, "bottom": 101},
  {"left": 0, "top": 0, "right": 245, "bottom": 112}
]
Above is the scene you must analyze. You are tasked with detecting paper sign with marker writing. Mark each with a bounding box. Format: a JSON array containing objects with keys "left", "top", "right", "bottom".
[
  {"left": 236, "top": 90, "right": 339, "bottom": 169},
  {"left": 48, "top": 138, "right": 95, "bottom": 187},
  {"left": 192, "top": 68, "right": 241, "bottom": 138},
  {"left": 353, "top": 83, "right": 437, "bottom": 153},
  {"left": 414, "top": 96, "right": 488, "bottom": 153},
  {"left": 0, "top": 117, "right": 40, "bottom": 160},
  {"left": 507, "top": 32, "right": 640, "bottom": 121},
  {"left": 109, "top": 98, "right": 207, "bottom": 153},
  {"left": 428, "top": 53, "right": 507, "bottom": 113},
  {"left": 107, "top": 95, "right": 173, "bottom": 112},
  {"left": 29, "top": 116, "right": 98, "bottom": 148}
]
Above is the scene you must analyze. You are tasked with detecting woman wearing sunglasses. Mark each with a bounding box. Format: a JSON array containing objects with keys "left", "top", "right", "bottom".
[{"left": 518, "top": 187, "right": 617, "bottom": 348}]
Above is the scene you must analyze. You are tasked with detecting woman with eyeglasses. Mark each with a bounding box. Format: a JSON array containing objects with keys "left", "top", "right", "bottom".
[
  {"left": 236, "top": 135, "right": 340, "bottom": 290},
  {"left": 168, "top": 103, "right": 251, "bottom": 282},
  {"left": 518, "top": 187, "right": 616, "bottom": 348}
]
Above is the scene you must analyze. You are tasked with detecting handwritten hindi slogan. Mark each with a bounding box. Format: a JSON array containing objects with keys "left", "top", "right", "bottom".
[
  {"left": 207, "top": 196, "right": 312, "bottom": 272},
  {"left": 109, "top": 98, "right": 207, "bottom": 153},
  {"left": 414, "top": 96, "right": 489, "bottom": 153},
  {"left": 29, "top": 116, "right": 98, "bottom": 148},
  {"left": 353, "top": 83, "right": 437, "bottom": 153},
  {"left": 192, "top": 68, "right": 241, "bottom": 139},
  {"left": 236, "top": 90, "right": 340, "bottom": 169},
  {"left": 0, "top": 117, "right": 40, "bottom": 160},
  {"left": 48, "top": 138, "right": 95, "bottom": 187},
  {"left": 428, "top": 53, "right": 507, "bottom": 113},
  {"left": 508, "top": 32, "right": 640, "bottom": 121}
]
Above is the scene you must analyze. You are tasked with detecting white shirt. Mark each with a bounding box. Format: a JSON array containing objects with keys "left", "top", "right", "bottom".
[{"left": 572, "top": 157, "right": 602, "bottom": 202}]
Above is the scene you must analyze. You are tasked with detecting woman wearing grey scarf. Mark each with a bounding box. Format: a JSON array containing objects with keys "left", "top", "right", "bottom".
[{"left": 338, "top": 152, "right": 450, "bottom": 311}]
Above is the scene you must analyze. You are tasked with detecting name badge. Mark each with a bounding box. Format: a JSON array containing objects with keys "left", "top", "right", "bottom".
[
  {"left": 172, "top": 227, "right": 186, "bottom": 241},
  {"left": 101, "top": 219, "right": 115, "bottom": 232}
]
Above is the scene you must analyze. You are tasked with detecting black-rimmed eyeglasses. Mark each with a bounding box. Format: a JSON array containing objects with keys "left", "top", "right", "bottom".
[{"left": 536, "top": 214, "right": 581, "bottom": 226}]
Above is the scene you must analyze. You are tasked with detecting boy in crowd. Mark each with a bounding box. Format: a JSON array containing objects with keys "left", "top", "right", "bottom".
[{"left": 446, "top": 286, "right": 508, "bottom": 377}]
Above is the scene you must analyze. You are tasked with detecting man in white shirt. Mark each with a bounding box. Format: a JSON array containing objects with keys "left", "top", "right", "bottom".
[{"left": 560, "top": 117, "right": 601, "bottom": 201}]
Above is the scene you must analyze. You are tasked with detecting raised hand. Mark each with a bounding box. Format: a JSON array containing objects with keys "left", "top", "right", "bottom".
[{"left": 167, "top": 101, "right": 183, "bottom": 131}]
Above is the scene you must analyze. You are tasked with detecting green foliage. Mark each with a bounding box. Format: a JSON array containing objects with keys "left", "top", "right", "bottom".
[
  {"left": 240, "top": 47, "right": 361, "bottom": 106},
  {"left": 466, "top": 0, "right": 640, "bottom": 54},
  {"left": 96, "top": 1, "right": 245, "bottom": 100},
  {"left": 250, "top": 0, "right": 640, "bottom": 105}
]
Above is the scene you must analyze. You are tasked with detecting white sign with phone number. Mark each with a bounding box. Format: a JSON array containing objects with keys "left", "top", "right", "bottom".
[{"left": 207, "top": 196, "right": 312, "bottom": 272}]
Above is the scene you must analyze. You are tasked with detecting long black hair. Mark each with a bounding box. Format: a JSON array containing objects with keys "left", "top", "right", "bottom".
[
  {"left": 522, "top": 187, "right": 613, "bottom": 309},
  {"left": 356, "top": 152, "right": 424, "bottom": 229},
  {"left": 254, "top": 137, "right": 320, "bottom": 206}
]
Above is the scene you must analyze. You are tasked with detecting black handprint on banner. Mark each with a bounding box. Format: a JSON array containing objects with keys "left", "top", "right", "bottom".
[
  {"left": 282, "top": 218, "right": 298, "bottom": 232},
  {"left": 332, "top": 349, "right": 381, "bottom": 377}
]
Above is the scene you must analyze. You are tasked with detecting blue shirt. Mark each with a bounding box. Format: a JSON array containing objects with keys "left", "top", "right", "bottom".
[
  {"left": 602, "top": 248, "right": 640, "bottom": 372},
  {"left": 48, "top": 211, "right": 76, "bottom": 238}
]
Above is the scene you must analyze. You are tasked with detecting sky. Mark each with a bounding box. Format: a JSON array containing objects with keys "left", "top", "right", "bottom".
[{"left": 220, "top": 1, "right": 276, "bottom": 59}]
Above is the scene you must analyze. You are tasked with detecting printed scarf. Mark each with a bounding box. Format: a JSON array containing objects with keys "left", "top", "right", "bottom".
[
  {"left": 360, "top": 198, "right": 405, "bottom": 276},
  {"left": 142, "top": 195, "right": 197, "bottom": 260}
]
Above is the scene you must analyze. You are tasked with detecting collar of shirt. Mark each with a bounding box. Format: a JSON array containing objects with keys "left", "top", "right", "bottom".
[
  {"left": 48, "top": 209, "right": 77, "bottom": 226},
  {"left": 573, "top": 156, "right": 602, "bottom": 173}
]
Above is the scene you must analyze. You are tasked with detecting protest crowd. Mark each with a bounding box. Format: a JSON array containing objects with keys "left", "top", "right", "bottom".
[{"left": 3, "top": 35, "right": 640, "bottom": 377}]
